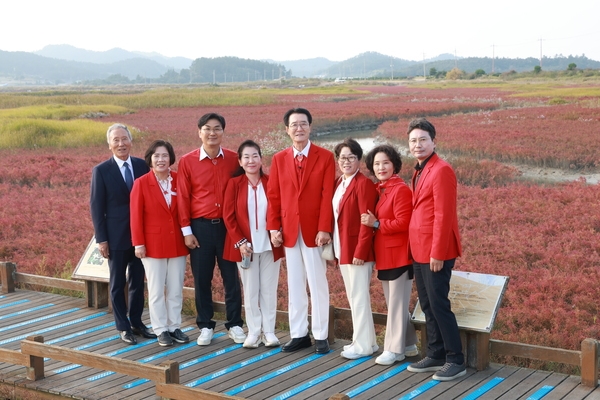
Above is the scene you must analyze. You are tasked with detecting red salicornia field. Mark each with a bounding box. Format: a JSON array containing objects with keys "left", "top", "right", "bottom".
[{"left": 1, "top": 82, "right": 600, "bottom": 368}]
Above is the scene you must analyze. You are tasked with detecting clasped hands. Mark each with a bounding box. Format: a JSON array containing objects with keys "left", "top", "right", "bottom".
[{"left": 270, "top": 230, "right": 331, "bottom": 247}]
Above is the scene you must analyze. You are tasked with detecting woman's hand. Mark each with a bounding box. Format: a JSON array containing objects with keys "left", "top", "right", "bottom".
[
  {"left": 352, "top": 257, "right": 365, "bottom": 265},
  {"left": 239, "top": 242, "right": 253, "bottom": 257},
  {"left": 135, "top": 245, "right": 146, "bottom": 259},
  {"left": 360, "top": 209, "right": 377, "bottom": 227}
]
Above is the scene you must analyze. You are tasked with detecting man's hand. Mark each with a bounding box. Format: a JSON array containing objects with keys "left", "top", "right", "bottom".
[
  {"left": 430, "top": 257, "right": 443, "bottom": 272},
  {"left": 270, "top": 231, "right": 283, "bottom": 247},
  {"left": 352, "top": 257, "right": 365, "bottom": 265},
  {"left": 184, "top": 234, "right": 200, "bottom": 249},
  {"left": 98, "top": 242, "right": 109, "bottom": 259},
  {"left": 315, "top": 231, "right": 331, "bottom": 247},
  {"left": 135, "top": 245, "right": 146, "bottom": 259}
]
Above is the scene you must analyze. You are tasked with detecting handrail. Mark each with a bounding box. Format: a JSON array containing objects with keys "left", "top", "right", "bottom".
[{"left": 1, "top": 260, "right": 598, "bottom": 396}]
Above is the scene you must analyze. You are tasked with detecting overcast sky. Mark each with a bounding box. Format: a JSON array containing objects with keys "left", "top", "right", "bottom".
[{"left": 2, "top": 0, "right": 599, "bottom": 62}]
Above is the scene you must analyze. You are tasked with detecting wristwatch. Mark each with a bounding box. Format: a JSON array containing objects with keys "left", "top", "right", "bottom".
[{"left": 373, "top": 220, "right": 380, "bottom": 229}]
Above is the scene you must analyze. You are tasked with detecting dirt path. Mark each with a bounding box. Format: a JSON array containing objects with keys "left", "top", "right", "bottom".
[{"left": 515, "top": 164, "right": 600, "bottom": 184}]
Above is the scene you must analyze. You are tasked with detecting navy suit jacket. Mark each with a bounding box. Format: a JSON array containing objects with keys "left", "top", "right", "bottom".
[{"left": 90, "top": 156, "right": 149, "bottom": 250}]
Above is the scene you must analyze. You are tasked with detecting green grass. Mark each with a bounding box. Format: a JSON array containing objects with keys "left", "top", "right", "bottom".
[
  {"left": 0, "top": 104, "right": 129, "bottom": 120},
  {"left": 0, "top": 118, "right": 118, "bottom": 149}
]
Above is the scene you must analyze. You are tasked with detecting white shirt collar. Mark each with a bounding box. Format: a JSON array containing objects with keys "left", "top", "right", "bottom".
[
  {"left": 293, "top": 141, "right": 311, "bottom": 158},
  {"left": 113, "top": 155, "right": 132, "bottom": 168},
  {"left": 199, "top": 146, "right": 224, "bottom": 160}
]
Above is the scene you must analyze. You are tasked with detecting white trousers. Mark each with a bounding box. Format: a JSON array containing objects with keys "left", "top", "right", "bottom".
[
  {"left": 381, "top": 272, "right": 418, "bottom": 354},
  {"left": 284, "top": 230, "right": 330, "bottom": 340},
  {"left": 237, "top": 250, "right": 281, "bottom": 336},
  {"left": 141, "top": 255, "right": 186, "bottom": 335},
  {"left": 340, "top": 262, "right": 377, "bottom": 355}
]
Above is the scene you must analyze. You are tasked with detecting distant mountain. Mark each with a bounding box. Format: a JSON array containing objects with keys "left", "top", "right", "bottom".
[
  {"left": 275, "top": 57, "right": 338, "bottom": 78},
  {"left": 35, "top": 44, "right": 193, "bottom": 70},
  {"left": 0, "top": 50, "right": 169, "bottom": 84}
]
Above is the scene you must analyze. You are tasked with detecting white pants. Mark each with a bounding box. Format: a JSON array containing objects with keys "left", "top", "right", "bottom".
[
  {"left": 381, "top": 272, "right": 418, "bottom": 354},
  {"left": 237, "top": 251, "right": 281, "bottom": 336},
  {"left": 340, "top": 262, "right": 377, "bottom": 355},
  {"left": 284, "top": 230, "right": 330, "bottom": 340},
  {"left": 141, "top": 256, "right": 186, "bottom": 335}
]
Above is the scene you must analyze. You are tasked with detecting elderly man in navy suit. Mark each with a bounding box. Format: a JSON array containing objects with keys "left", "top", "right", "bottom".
[{"left": 90, "top": 123, "right": 154, "bottom": 345}]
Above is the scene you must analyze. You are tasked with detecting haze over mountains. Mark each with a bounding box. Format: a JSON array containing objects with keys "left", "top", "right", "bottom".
[{"left": 1, "top": 44, "right": 599, "bottom": 86}]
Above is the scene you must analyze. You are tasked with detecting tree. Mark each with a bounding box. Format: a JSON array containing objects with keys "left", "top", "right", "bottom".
[
  {"left": 567, "top": 63, "right": 577, "bottom": 71},
  {"left": 475, "top": 69, "right": 485, "bottom": 77},
  {"left": 446, "top": 68, "right": 464, "bottom": 80},
  {"left": 429, "top": 67, "right": 437, "bottom": 77},
  {"left": 533, "top": 65, "right": 542, "bottom": 74}
]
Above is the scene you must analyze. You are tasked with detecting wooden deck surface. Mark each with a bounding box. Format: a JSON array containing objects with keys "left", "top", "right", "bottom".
[{"left": 1, "top": 290, "right": 600, "bottom": 400}]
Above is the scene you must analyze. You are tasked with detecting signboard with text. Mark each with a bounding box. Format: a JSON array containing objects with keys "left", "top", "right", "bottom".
[{"left": 412, "top": 270, "right": 509, "bottom": 333}]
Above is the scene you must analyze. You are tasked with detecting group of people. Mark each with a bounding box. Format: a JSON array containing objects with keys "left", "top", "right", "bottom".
[{"left": 89, "top": 108, "right": 466, "bottom": 382}]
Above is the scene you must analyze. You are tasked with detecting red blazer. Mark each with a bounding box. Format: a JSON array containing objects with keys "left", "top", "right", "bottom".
[
  {"left": 409, "top": 153, "right": 462, "bottom": 264},
  {"left": 334, "top": 172, "right": 377, "bottom": 264},
  {"left": 373, "top": 176, "right": 413, "bottom": 270},
  {"left": 267, "top": 143, "right": 335, "bottom": 248},
  {"left": 222, "top": 174, "right": 284, "bottom": 262},
  {"left": 130, "top": 170, "right": 188, "bottom": 259}
]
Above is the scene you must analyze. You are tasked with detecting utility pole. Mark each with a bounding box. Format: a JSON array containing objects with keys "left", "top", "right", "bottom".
[
  {"left": 539, "top": 38, "right": 543, "bottom": 68},
  {"left": 390, "top": 59, "right": 394, "bottom": 80},
  {"left": 423, "top": 53, "right": 426, "bottom": 78},
  {"left": 454, "top": 48, "right": 457, "bottom": 69},
  {"left": 492, "top": 44, "right": 495, "bottom": 74},
  {"left": 213, "top": 70, "right": 215, "bottom": 84}
]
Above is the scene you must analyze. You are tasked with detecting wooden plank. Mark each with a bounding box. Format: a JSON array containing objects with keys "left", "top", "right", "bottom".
[
  {"left": 0, "top": 349, "right": 27, "bottom": 366},
  {"left": 476, "top": 365, "right": 538, "bottom": 400},
  {"left": 490, "top": 339, "right": 581, "bottom": 366},
  {"left": 156, "top": 382, "right": 245, "bottom": 400},
  {"left": 546, "top": 375, "right": 589, "bottom": 399},
  {"left": 15, "top": 273, "right": 85, "bottom": 292},
  {"left": 495, "top": 370, "right": 553, "bottom": 399},
  {"left": 20, "top": 340, "right": 172, "bottom": 383}
]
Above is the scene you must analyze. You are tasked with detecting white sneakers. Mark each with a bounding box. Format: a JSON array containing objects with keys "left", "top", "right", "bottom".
[
  {"left": 262, "top": 332, "right": 280, "bottom": 347},
  {"left": 228, "top": 326, "right": 246, "bottom": 344},
  {"left": 196, "top": 328, "right": 214, "bottom": 346},
  {"left": 405, "top": 344, "right": 419, "bottom": 357},
  {"left": 243, "top": 334, "right": 262, "bottom": 348},
  {"left": 376, "top": 351, "right": 406, "bottom": 365}
]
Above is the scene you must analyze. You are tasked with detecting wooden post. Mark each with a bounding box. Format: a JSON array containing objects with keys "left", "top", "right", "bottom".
[
  {"left": 158, "top": 360, "right": 179, "bottom": 400},
  {"left": 328, "top": 305, "right": 336, "bottom": 344},
  {"left": 0, "top": 261, "right": 16, "bottom": 294},
  {"left": 581, "top": 338, "right": 599, "bottom": 388},
  {"left": 85, "top": 280, "right": 109, "bottom": 309},
  {"left": 466, "top": 331, "right": 490, "bottom": 371},
  {"left": 24, "top": 335, "right": 44, "bottom": 381}
]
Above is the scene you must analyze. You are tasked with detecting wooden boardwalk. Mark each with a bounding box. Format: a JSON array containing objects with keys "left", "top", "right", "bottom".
[{"left": 1, "top": 290, "right": 599, "bottom": 400}]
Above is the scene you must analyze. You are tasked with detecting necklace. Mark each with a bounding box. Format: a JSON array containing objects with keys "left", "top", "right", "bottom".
[{"left": 156, "top": 173, "right": 170, "bottom": 194}]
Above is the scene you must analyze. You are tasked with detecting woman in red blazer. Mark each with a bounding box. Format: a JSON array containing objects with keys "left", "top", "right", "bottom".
[
  {"left": 130, "top": 140, "right": 189, "bottom": 347},
  {"left": 361, "top": 144, "right": 418, "bottom": 365},
  {"left": 223, "top": 140, "right": 284, "bottom": 349},
  {"left": 332, "top": 139, "right": 378, "bottom": 360}
]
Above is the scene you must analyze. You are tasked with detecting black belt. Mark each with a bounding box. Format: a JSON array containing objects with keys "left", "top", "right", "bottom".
[{"left": 198, "top": 218, "right": 221, "bottom": 224}]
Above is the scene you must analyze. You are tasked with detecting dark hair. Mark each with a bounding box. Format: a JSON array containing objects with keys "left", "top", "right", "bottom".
[
  {"left": 145, "top": 140, "right": 176, "bottom": 168},
  {"left": 407, "top": 117, "right": 436, "bottom": 140},
  {"left": 232, "top": 139, "right": 264, "bottom": 177},
  {"left": 198, "top": 112, "right": 226, "bottom": 130},
  {"left": 283, "top": 108, "right": 312, "bottom": 127},
  {"left": 333, "top": 138, "right": 363, "bottom": 160},
  {"left": 364, "top": 144, "right": 402, "bottom": 176}
]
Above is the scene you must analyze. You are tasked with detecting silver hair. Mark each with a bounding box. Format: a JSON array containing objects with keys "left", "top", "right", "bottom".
[{"left": 106, "top": 123, "right": 132, "bottom": 144}]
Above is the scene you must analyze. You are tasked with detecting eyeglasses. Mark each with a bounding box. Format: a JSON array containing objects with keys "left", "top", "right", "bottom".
[
  {"left": 288, "top": 122, "right": 309, "bottom": 131},
  {"left": 338, "top": 155, "right": 358, "bottom": 163},
  {"left": 201, "top": 127, "right": 223, "bottom": 134}
]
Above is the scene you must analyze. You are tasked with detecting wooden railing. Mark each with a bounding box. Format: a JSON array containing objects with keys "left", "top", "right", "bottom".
[{"left": 1, "top": 261, "right": 599, "bottom": 400}]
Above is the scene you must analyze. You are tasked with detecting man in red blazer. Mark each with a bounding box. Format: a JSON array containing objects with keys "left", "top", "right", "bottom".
[
  {"left": 405, "top": 118, "right": 465, "bottom": 381},
  {"left": 267, "top": 108, "right": 335, "bottom": 354}
]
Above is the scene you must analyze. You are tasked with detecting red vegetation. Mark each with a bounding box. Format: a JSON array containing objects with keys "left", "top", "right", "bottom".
[{"left": 2, "top": 86, "right": 600, "bottom": 355}]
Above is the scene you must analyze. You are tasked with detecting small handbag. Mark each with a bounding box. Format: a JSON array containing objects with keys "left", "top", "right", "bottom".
[{"left": 321, "top": 243, "right": 334, "bottom": 261}]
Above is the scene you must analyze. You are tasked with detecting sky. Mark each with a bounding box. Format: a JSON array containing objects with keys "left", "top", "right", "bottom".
[{"left": 2, "top": 0, "right": 600, "bottom": 62}]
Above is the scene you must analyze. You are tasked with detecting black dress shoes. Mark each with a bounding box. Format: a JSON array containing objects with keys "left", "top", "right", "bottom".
[
  {"left": 315, "top": 339, "right": 330, "bottom": 354},
  {"left": 120, "top": 330, "right": 137, "bottom": 345},
  {"left": 131, "top": 325, "right": 157, "bottom": 339},
  {"left": 281, "top": 334, "right": 312, "bottom": 352}
]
